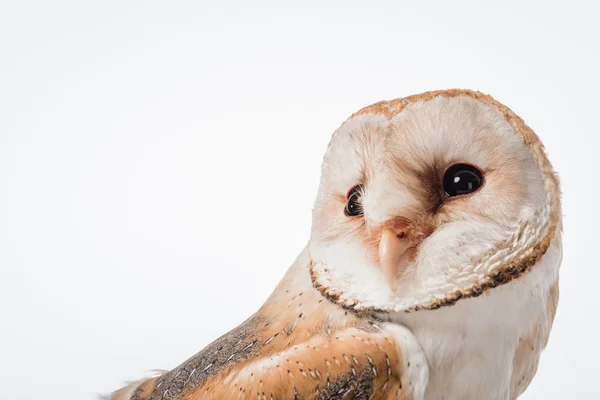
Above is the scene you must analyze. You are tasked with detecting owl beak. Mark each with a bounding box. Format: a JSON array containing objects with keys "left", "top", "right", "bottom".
[{"left": 379, "top": 229, "right": 413, "bottom": 291}]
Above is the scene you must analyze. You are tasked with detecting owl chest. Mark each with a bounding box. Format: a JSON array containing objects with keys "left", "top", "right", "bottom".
[
  {"left": 415, "top": 323, "right": 519, "bottom": 400},
  {"left": 391, "top": 289, "right": 549, "bottom": 399}
]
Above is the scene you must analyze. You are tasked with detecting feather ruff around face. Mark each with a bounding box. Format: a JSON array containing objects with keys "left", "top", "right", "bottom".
[{"left": 308, "top": 89, "right": 561, "bottom": 313}]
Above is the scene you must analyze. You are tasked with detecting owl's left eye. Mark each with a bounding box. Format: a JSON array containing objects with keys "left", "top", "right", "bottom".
[{"left": 344, "top": 185, "right": 364, "bottom": 217}]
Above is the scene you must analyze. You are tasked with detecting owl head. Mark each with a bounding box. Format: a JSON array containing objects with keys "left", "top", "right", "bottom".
[{"left": 308, "top": 90, "right": 561, "bottom": 312}]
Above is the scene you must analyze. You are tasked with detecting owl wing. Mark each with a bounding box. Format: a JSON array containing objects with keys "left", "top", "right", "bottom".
[
  {"left": 240, "top": 323, "right": 427, "bottom": 399},
  {"left": 109, "top": 323, "right": 427, "bottom": 400},
  {"left": 203, "top": 323, "right": 428, "bottom": 400}
]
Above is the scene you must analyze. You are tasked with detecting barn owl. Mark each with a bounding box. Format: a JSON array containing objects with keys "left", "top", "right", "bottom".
[{"left": 109, "top": 89, "right": 562, "bottom": 400}]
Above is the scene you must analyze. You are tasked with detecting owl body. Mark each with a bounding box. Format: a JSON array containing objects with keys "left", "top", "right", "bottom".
[{"left": 110, "top": 90, "right": 561, "bottom": 400}]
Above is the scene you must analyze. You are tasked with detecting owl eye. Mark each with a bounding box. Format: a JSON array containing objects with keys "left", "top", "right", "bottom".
[
  {"left": 443, "top": 164, "right": 483, "bottom": 197},
  {"left": 344, "top": 184, "right": 364, "bottom": 217}
]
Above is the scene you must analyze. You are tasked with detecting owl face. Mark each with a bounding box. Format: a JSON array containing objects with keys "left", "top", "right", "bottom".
[{"left": 308, "top": 91, "right": 560, "bottom": 312}]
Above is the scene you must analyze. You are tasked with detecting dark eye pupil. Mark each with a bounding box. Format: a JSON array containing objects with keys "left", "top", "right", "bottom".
[
  {"left": 344, "top": 185, "right": 364, "bottom": 216},
  {"left": 443, "top": 164, "right": 483, "bottom": 197}
]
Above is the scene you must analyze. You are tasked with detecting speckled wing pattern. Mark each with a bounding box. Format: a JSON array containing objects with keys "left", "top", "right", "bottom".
[{"left": 111, "top": 250, "right": 426, "bottom": 400}]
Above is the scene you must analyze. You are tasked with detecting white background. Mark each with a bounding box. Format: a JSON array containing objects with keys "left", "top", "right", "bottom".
[{"left": 1, "top": 1, "right": 598, "bottom": 399}]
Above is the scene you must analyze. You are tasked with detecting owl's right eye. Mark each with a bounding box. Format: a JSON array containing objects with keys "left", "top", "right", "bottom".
[
  {"left": 442, "top": 163, "right": 484, "bottom": 197},
  {"left": 344, "top": 185, "right": 364, "bottom": 217}
]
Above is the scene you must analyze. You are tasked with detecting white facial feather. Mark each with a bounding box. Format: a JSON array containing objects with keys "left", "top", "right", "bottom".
[{"left": 309, "top": 95, "right": 556, "bottom": 312}]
